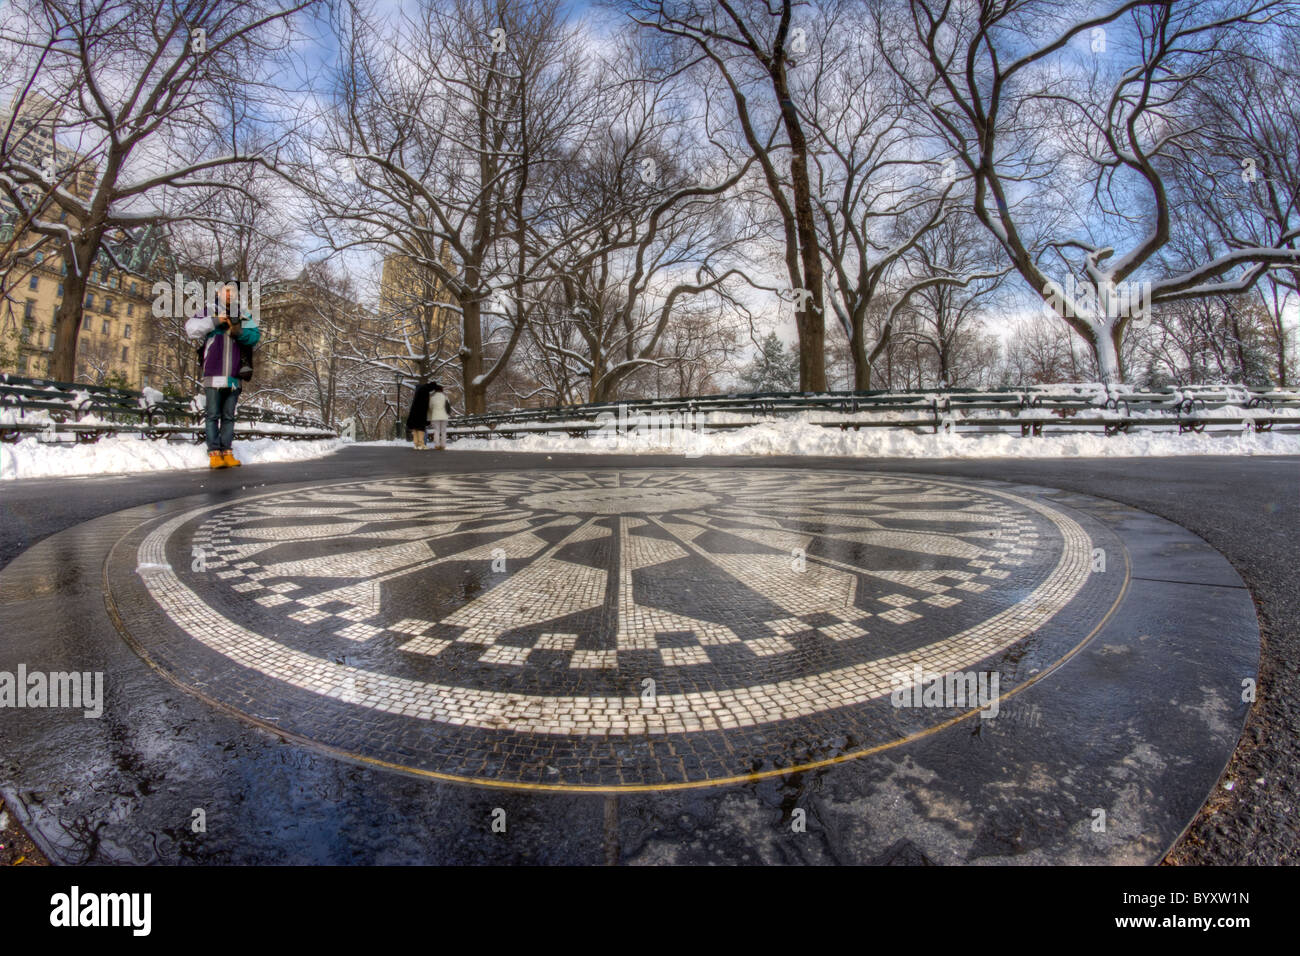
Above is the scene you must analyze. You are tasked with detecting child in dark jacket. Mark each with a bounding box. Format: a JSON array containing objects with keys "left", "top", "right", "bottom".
[{"left": 185, "top": 284, "right": 261, "bottom": 469}]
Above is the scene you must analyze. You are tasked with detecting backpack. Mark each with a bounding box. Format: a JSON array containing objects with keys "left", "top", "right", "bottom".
[
  {"left": 194, "top": 331, "right": 254, "bottom": 382},
  {"left": 237, "top": 340, "right": 254, "bottom": 382}
]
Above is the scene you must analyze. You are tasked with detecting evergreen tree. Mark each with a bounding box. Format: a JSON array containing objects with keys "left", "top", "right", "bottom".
[{"left": 739, "top": 332, "right": 800, "bottom": 392}]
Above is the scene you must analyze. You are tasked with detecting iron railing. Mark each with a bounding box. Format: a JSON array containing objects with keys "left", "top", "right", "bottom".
[
  {"left": 0, "top": 375, "right": 336, "bottom": 443},
  {"left": 447, "top": 385, "right": 1300, "bottom": 441}
]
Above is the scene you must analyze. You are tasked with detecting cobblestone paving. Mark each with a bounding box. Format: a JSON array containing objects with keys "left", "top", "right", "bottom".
[{"left": 108, "top": 469, "right": 1125, "bottom": 788}]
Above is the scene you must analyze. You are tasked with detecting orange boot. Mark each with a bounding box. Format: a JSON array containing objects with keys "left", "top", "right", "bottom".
[
  {"left": 209, "top": 451, "right": 228, "bottom": 469},
  {"left": 222, "top": 449, "right": 242, "bottom": 468}
]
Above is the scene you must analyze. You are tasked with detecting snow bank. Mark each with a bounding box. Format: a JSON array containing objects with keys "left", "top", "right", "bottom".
[
  {"left": 0, "top": 436, "right": 342, "bottom": 480},
  {"left": 138, "top": 387, "right": 165, "bottom": 408},
  {"left": 442, "top": 420, "right": 1300, "bottom": 459}
]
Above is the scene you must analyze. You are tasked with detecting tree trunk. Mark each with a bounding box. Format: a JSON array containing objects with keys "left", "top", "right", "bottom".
[
  {"left": 772, "top": 57, "right": 826, "bottom": 393},
  {"left": 850, "top": 318, "right": 871, "bottom": 390},
  {"left": 49, "top": 247, "right": 92, "bottom": 382},
  {"left": 1281, "top": 271, "right": 1299, "bottom": 386},
  {"left": 846, "top": 306, "right": 875, "bottom": 390},
  {"left": 1090, "top": 321, "right": 1125, "bottom": 385},
  {"left": 787, "top": 147, "right": 826, "bottom": 393},
  {"left": 866, "top": 324, "right": 892, "bottom": 390},
  {"left": 325, "top": 352, "right": 337, "bottom": 426},
  {"left": 1230, "top": 311, "right": 1248, "bottom": 382},
  {"left": 589, "top": 347, "right": 608, "bottom": 403},
  {"left": 461, "top": 299, "right": 486, "bottom": 414}
]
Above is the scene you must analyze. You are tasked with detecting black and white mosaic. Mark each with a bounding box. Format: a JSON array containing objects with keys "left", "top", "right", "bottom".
[{"left": 110, "top": 470, "right": 1126, "bottom": 788}]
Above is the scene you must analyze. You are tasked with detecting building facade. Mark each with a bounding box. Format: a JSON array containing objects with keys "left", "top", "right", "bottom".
[
  {"left": 0, "top": 229, "right": 171, "bottom": 389},
  {"left": 2, "top": 93, "right": 167, "bottom": 389}
]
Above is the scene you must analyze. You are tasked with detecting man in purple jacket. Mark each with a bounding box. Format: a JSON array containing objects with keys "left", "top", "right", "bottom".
[{"left": 185, "top": 283, "right": 261, "bottom": 469}]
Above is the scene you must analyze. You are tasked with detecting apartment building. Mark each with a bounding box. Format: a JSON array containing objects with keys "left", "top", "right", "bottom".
[
  {"left": 0, "top": 225, "right": 170, "bottom": 388},
  {"left": 2, "top": 94, "right": 170, "bottom": 388}
]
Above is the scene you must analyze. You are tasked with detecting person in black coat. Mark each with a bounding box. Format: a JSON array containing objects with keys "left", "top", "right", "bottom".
[{"left": 406, "top": 381, "right": 437, "bottom": 449}]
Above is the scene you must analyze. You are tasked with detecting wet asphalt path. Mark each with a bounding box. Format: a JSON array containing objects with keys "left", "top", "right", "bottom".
[{"left": 0, "top": 446, "right": 1295, "bottom": 863}]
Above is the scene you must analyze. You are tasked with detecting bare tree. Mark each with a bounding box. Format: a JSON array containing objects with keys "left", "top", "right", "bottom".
[
  {"left": 624, "top": 0, "right": 835, "bottom": 391},
  {"left": 891, "top": 212, "right": 1007, "bottom": 386},
  {"left": 646, "top": 308, "right": 742, "bottom": 397},
  {"left": 73, "top": 331, "right": 120, "bottom": 385},
  {"left": 365, "top": 247, "right": 463, "bottom": 397},
  {"left": 1, "top": 89, "right": 89, "bottom": 309},
  {"left": 1131, "top": 293, "right": 1280, "bottom": 386},
  {"left": 1170, "top": 23, "right": 1300, "bottom": 384},
  {"left": 524, "top": 39, "right": 753, "bottom": 402},
  {"left": 142, "top": 160, "right": 297, "bottom": 394},
  {"left": 0, "top": 0, "right": 315, "bottom": 381},
  {"left": 165, "top": 157, "right": 297, "bottom": 290},
  {"left": 305, "top": 0, "right": 588, "bottom": 414},
  {"left": 998, "top": 313, "right": 1096, "bottom": 386},
  {"left": 876, "top": 0, "right": 1300, "bottom": 384},
  {"left": 251, "top": 260, "right": 365, "bottom": 425},
  {"left": 803, "top": 5, "right": 966, "bottom": 388}
]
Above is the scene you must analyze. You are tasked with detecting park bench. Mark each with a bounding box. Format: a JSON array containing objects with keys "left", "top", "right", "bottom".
[
  {"left": 448, "top": 385, "right": 1300, "bottom": 443},
  {"left": 0, "top": 374, "right": 335, "bottom": 444}
]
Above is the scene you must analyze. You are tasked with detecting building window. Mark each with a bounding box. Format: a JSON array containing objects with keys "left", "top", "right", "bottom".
[
  {"left": 130, "top": 282, "right": 138, "bottom": 295},
  {"left": 23, "top": 299, "right": 34, "bottom": 321},
  {"left": 29, "top": 274, "right": 38, "bottom": 290},
  {"left": 60, "top": 262, "right": 66, "bottom": 276},
  {"left": 57, "top": 282, "right": 63, "bottom": 296},
  {"left": 82, "top": 313, "right": 92, "bottom": 330},
  {"left": 101, "top": 319, "right": 109, "bottom": 334},
  {"left": 121, "top": 346, "right": 128, "bottom": 362},
  {"left": 34, "top": 251, "right": 43, "bottom": 264},
  {"left": 127, "top": 303, "right": 134, "bottom": 316},
  {"left": 105, "top": 297, "right": 114, "bottom": 314},
  {"left": 86, "top": 292, "right": 94, "bottom": 309},
  {"left": 124, "top": 323, "right": 132, "bottom": 339}
]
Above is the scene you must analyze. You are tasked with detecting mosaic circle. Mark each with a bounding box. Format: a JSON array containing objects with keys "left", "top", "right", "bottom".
[{"left": 111, "top": 470, "right": 1126, "bottom": 788}]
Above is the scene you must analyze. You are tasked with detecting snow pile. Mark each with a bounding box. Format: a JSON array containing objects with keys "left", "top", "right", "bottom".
[
  {"left": 243, "top": 397, "right": 315, "bottom": 418},
  {"left": 240, "top": 420, "right": 335, "bottom": 435},
  {"left": 0, "top": 406, "right": 53, "bottom": 426},
  {"left": 0, "top": 436, "right": 342, "bottom": 480},
  {"left": 137, "top": 387, "right": 166, "bottom": 408},
  {"left": 445, "top": 420, "right": 1300, "bottom": 459}
]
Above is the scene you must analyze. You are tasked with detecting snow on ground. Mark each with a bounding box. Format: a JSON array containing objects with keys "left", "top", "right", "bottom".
[
  {"left": 4, "top": 418, "right": 1294, "bottom": 483},
  {"left": 0, "top": 436, "right": 342, "bottom": 480},
  {"left": 437, "top": 420, "right": 1300, "bottom": 458}
]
